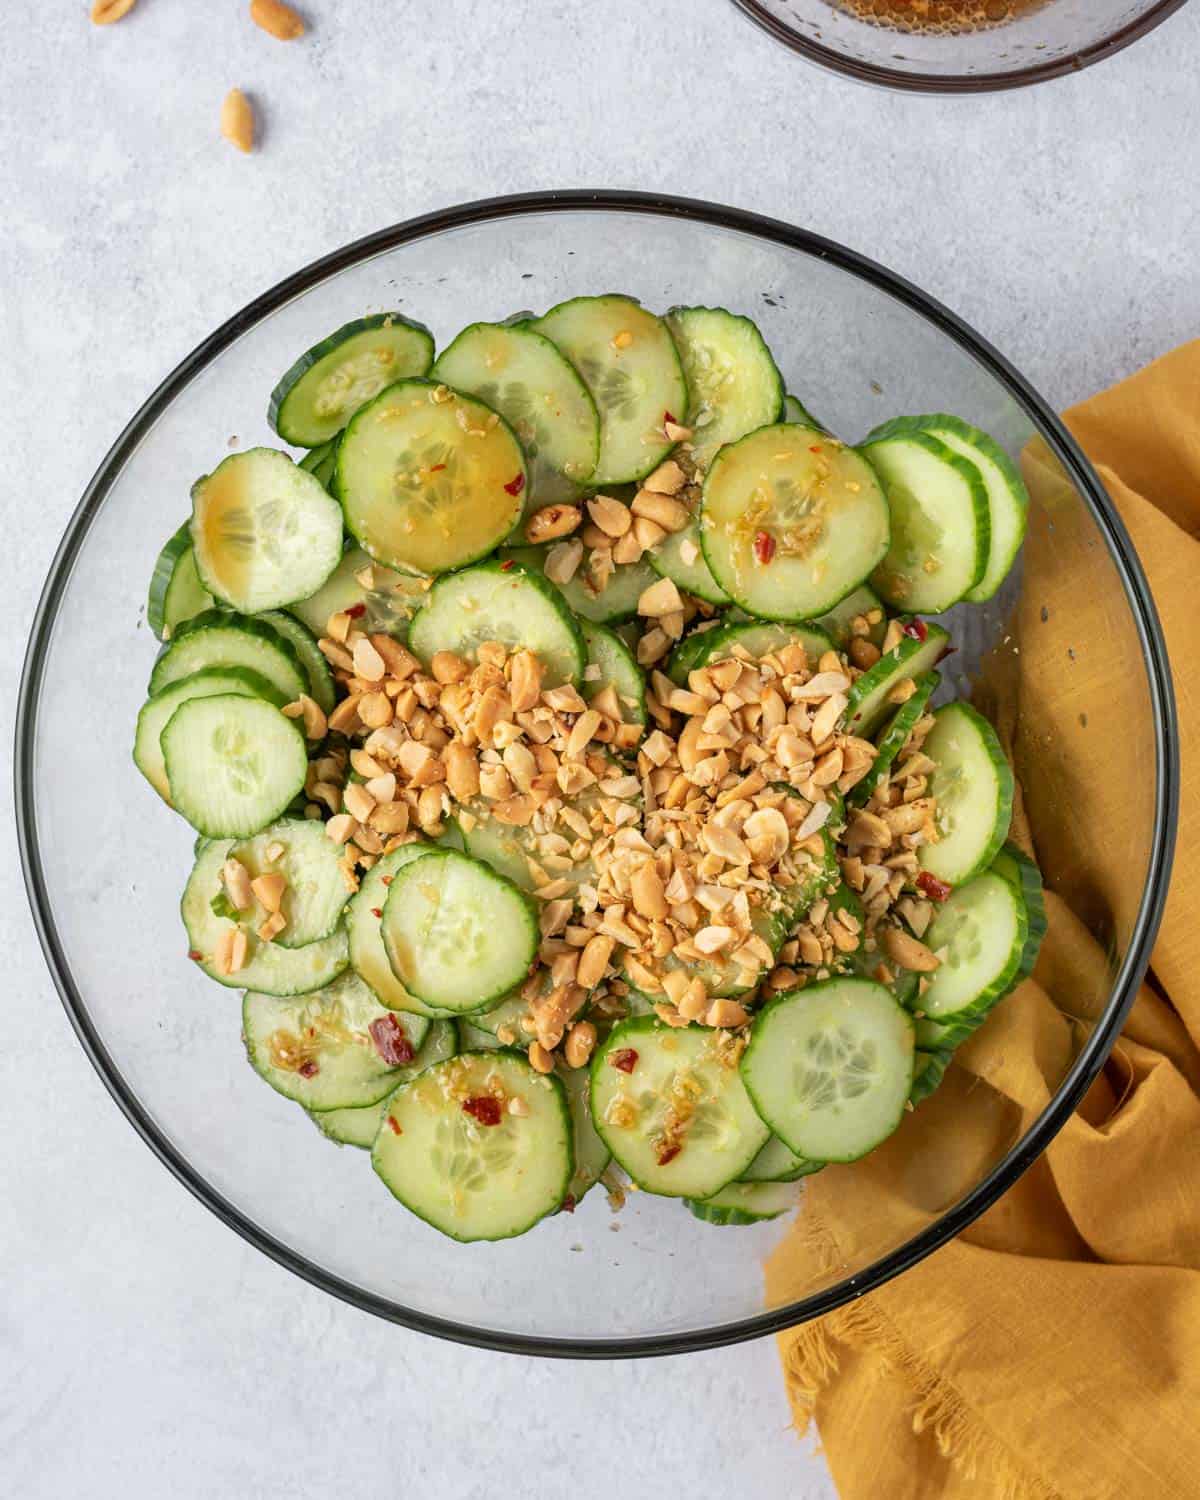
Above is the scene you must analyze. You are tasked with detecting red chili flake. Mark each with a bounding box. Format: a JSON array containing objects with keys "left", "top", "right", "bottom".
[
  {"left": 656, "top": 1142, "right": 682, "bottom": 1167},
  {"left": 380, "top": 875, "right": 393, "bottom": 886},
  {"left": 902, "top": 618, "right": 928, "bottom": 642},
  {"left": 916, "top": 871, "right": 953, "bottom": 902},
  {"left": 503, "top": 473, "right": 526, "bottom": 497},
  {"left": 298, "top": 1060, "right": 319, "bottom": 1079},
  {"left": 462, "top": 1095, "right": 503, "bottom": 1126},
  {"left": 559, "top": 1193, "right": 577, "bottom": 1214},
  {"left": 345, "top": 602, "right": 367, "bottom": 619},
  {"left": 386, "top": 1115, "right": 402, "bottom": 1135},
  {"left": 187, "top": 949, "right": 203, "bottom": 961},
  {"left": 753, "top": 530, "right": 776, "bottom": 566},
  {"left": 428, "top": 463, "right": 446, "bottom": 473},
  {"left": 609, "top": 1048, "right": 639, "bottom": 1074},
  {"left": 664, "top": 410, "right": 677, "bottom": 426},
  {"left": 371, "top": 907, "right": 383, "bottom": 919},
  {"left": 369, "top": 1014, "right": 415, "bottom": 1066},
  {"left": 809, "top": 444, "right": 822, "bottom": 453},
  {"left": 937, "top": 643, "right": 957, "bottom": 664},
  {"left": 499, "top": 559, "right": 515, "bottom": 571}
]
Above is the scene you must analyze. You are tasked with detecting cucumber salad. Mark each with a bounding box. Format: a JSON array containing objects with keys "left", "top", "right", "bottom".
[{"left": 135, "top": 297, "right": 1045, "bottom": 1243}]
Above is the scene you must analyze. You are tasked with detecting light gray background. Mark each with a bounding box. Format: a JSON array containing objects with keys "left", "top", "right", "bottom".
[{"left": 3, "top": 4, "right": 1198, "bottom": 1496}]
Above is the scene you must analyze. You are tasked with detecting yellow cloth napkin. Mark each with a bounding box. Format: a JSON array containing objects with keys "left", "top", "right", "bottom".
[{"left": 766, "top": 341, "right": 1200, "bottom": 1500}]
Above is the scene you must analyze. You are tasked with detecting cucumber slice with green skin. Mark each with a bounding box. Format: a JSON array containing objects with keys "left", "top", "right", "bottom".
[
  {"left": 191, "top": 449, "right": 345, "bottom": 615},
  {"left": 430, "top": 321, "right": 600, "bottom": 509},
  {"left": 590, "top": 1017, "right": 769, "bottom": 1198},
  {"left": 862, "top": 431, "right": 989, "bottom": 613},
  {"left": 782, "top": 393, "right": 827, "bottom": 431},
  {"left": 990, "top": 842, "right": 1047, "bottom": 982},
  {"left": 372, "top": 1051, "right": 573, "bottom": 1243},
  {"left": 686, "top": 1180, "right": 799, "bottom": 1226},
  {"left": 336, "top": 379, "right": 526, "bottom": 576},
  {"left": 918, "top": 702, "right": 1014, "bottom": 886},
  {"left": 738, "top": 1133, "right": 824, "bottom": 1184},
  {"left": 380, "top": 849, "right": 538, "bottom": 1015},
  {"left": 181, "top": 841, "right": 350, "bottom": 995},
  {"left": 458, "top": 777, "right": 613, "bottom": 895},
  {"left": 914, "top": 1014, "right": 978, "bottom": 1050},
  {"left": 560, "top": 1061, "right": 611, "bottom": 1204},
  {"left": 580, "top": 619, "right": 646, "bottom": 728},
  {"left": 869, "top": 414, "right": 1028, "bottom": 604},
  {"left": 256, "top": 610, "right": 335, "bottom": 713},
  {"left": 346, "top": 843, "right": 454, "bottom": 1019},
  {"left": 308, "top": 1019, "right": 460, "bottom": 1148},
  {"left": 663, "top": 306, "right": 784, "bottom": 469},
  {"left": 648, "top": 522, "right": 731, "bottom": 606},
  {"left": 243, "top": 972, "right": 431, "bottom": 1111},
  {"left": 408, "top": 560, "right": 585, "bottom": 687},
  {"left": 287, "top": 545, "right": 428, "bottom": 640},
  {"left": 848, "top": 671, "right": 940, "bottom": 808},
  {"left": 910, "top": 1047, "right": 952, "bottom": 1106},
  {"left": 666, "top": 618, "right": 835, "bottom": 686},
  {"left": 919, "top": 871, "right": 1028, "bottom": 1023},
  {"left": 844, "top": 622, "right": 950, "bottom": 738},
  {"left": 229, "top": 818, "right": 348, "bottom": 949},
  {"left": 700, "top": 426, "right": 890, "bottom": 621},
  {"left": 134, "top": 666, "right": 286, "bottom": 804},
  {"left": 465, "top": 987, "right": 530, "bottom": 1041},
  {"left": 149, "top": 609, "right": 307, "bottom": 701},
  {"left": 162, "top": 695, "right": 308, "bottom": 839},
  {"left": 501, "top": 545, "right": 659, "bottom": 624},
  {"left": 812, "top": 582, "right": 886, "bottom": 649},
  {"left": 298, "top": 438, "right": 338, "bottom": 490},
  {"left": 270, "top": 313, "right": 435, "bottom": 448},
  {"left": 741, "top": 977, "right": 915, "bottom": 1163},
  {"left": 532, "top": 295, "right": 688, "bottom": 486},
  {"left": 147, "top": 522, "right": 214, "bottom": 641}
]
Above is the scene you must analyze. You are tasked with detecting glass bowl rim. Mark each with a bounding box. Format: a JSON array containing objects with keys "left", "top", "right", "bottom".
[
  {"left": 726, "top": 0, "right": 1190, "bottom": 92},
  {"left": 16, "top": 189, "right": 1179, "bottom": 1359}
]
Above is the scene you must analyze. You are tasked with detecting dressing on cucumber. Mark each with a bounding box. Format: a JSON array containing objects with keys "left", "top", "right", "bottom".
[
  {"left": 503, "top": 545, "right": 659, "bottom": 625},
  {"left": 664, "top": 306, "right": 783, "bottom": 467},
  {"left": 309, "top": 1019, "right": 459, "bottom": 1148},
  {"left": 287, "top": 545, "right": 428, "bottom": 639}
]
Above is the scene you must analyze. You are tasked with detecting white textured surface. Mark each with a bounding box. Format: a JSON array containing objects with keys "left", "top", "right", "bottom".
[{"left": 2, "top": 3, "right": 1198, "bottom": 1495}]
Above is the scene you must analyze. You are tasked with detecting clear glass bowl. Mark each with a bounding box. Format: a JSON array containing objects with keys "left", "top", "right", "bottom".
[
  {"left": 17, "top": 192, "right": 1177, "bottom": 1357},
  {"left": 728, "top": 0, "right": 1187, "bottom": 91}
]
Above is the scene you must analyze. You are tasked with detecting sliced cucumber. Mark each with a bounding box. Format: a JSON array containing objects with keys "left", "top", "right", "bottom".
[
  {"left": 181, "top": 841, "right": 350, "bottom": 995},
  {"left": 287, "top": 545, "right": 428, "bottom": 639},
  {"left": 667, "top": 618, "right": 834, "bottom": 686},
  {"left": 910, "top": 1048, "right": 952, "bottom": 1106},
  {"left": 458, "top": 779, "right": 605, "bottom": 896},
  {"left": 346, "top": 843, "right": 452, "bottom": 1019},
  {"left": 270, "top": 313, "right": 435, "bottom": 447},
  {"left": 466, "top": 987, "right": 531, "bottom": 1041},
  {"left": 590, "top": 1018, "right": 769, "bottom": 1199},
  {"left": 560, "top": 1061, "right": 611, "bottom": 1203},
  {"left": 408, "top": 559, "right": 585, "bottom": 686},
  {"left": 298, "top": 438, "right": 339, "bottom": 490},
  {"left": 309, "top": 1019, "right": 459, "bottom": 1148},
  {"left": 162, "top": 695, "right": 308, "bottom": 839},
  {"left": 870, "top": 414, "right": 1028, "bottom": 604},
  {"left": 191, "top": 448, "right": 344, "bottom": 615},
  {"left": 380, "top": 849, "right": 538, "bottom": 1014},
  {"left": 844, "top": 622, "right": 949, "bottom": 738},
  {"left": 502, "top": 544, "right": 659, "bottom": 625},
  {"left": 848, "top": 670, "right": 939, "bottom": 807},
  {"left": 229, "top": 818, "right": 347, "bottom": 950},
  {"left": 336, "top": 379, "right": 526, "bottom": 575},
  {"left": 738, "top": 1133, "right": 823, "bottom": 1184},
  {"left": 580, "top": 619, "right": 646, "bottom": 728},
  {"left": 812, "top": 582, "right": 886, "bottom": 648},
  {"left": 687, "top": 1180, "right": 798, "bottom": 1225},
  {"left": 862, "top": 431, "right": 989, "bottom": 613},
  {"left": 741, "top": 977, "right": 915, "bottom": 1163},
  {"left": 134, "top": 666, "right": 286, "bottom": 804},
  {"left": 700, "top": 426, "right": 890, "bottom": 620},
  {"left": 919, "top": 872, "right": 1028, "bottom": 1022},
  {"left": 256, "top": 610, "right": 335, "bottom": 713},
  {"left": 147, "top": 522, "right": 214, "bottom": 641},
  {"left": 648, "top": 523, "right": 731, "bottom": 606},
  {"left": 430, "top": 320, "right": 600, "bottom": 507},
  {"left": 990, "top": 842, "right": 1047, "bottom": 981},
  {"left": 532, "top": 295, "right": 687, "bottom": 485},
  {"left": 782, "top": 393, "right": 827, "bottom": 431},
  {"left": 919, "top": 702, "right": 1014, "bottom": 886},
  {"left": 150, "top": 609, "right": 307, "bottom": 701},
  {"left": 372, "top": 1050, "right": 572, "bottom": 1242},
  {"left": 664, "top": 306, "right": 784, "bottom": 468},
  {"left": 243, "top": 972, "right": 430, "bottom": 1111}
]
